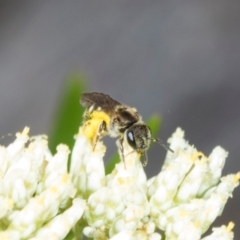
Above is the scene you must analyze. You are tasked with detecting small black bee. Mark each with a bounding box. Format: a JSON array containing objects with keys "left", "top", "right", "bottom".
[{"left": 80, "top": 92, "right": 173, "bottom": 166}]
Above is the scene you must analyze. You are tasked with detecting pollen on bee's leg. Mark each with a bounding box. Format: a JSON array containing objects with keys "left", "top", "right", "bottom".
[
  {"left": 81, "top": 111, "right": 109, "bottom": 151},
  {"left": 81, "top": 120, "right": 100, "bottom": 147}
]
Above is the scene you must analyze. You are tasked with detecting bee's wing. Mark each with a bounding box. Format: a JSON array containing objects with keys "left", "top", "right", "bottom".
[
  {"left": 80, "top": 92, "right": 121, "bottom": 114},
  {"left": 80, "top": 92, "right": 141, "bottom": 132}
]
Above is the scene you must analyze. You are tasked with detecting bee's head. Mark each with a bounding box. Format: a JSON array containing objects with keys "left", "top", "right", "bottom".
[
  {"left": 126, "top": 123, "right": 151, "bottom": 153},
  {"left": 125, "top": 123, "right": 173, "bottom": 166}
]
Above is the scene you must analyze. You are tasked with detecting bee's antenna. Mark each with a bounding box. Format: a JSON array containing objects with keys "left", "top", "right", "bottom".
[{"left": 150, "top": 138, "right": 174, "bottom": 153}]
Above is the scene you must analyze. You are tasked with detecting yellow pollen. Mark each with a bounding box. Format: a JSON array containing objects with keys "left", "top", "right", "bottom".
[
  {"left": 234, "top": 172, "right": 240, "bottom": 183},
  {"left": 179, "top": 210, "right": 187, "bottom": 217},
  {"left": 82, "top": 111, "right": 110, "bottom": 144},
  {"left": 117, "top": 177, "right": 131, "bottom": 185},
  {"left": 194, "top": 220, "right": 200, "bottom": 228},
  {"left": 22, "top": 127, "right": 30, "bottom": 136},
  {"left": 118, "top": 178, "right": 126, "bottom": 185},
  {"left": 61, "top": 173, "right": 69, "bottom": 183},
  {"left": 38, "top": 196, "right": 44, "bottom": 205},
  {"left": 7, "top": 199, "right": 14, "bottom": 208},
  {"left": 191, "top": 151, "right": 205, "bottom": 161},
  {"left": 51, "top": 186, "right": 58, "bottom": 193},
  {"left": 227, "top": 222, "right": 235, "bottom": 232}
]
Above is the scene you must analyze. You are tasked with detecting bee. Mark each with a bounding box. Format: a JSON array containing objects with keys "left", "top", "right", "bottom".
[{"left": 80, "top": 92, "right": 173, "bottom": 166}]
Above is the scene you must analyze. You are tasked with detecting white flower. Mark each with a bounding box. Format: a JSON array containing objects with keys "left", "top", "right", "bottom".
[
  {"left": 0, "top": 128, "right": 85, "bottom": 239},
  {"left": 201, "top": 222, "right": 234, "bottom": 240},
  {"left": 0, "top": 125, "right": 238, "bottom": 240},
  {"left": 29, "top": 198, "right": 85, "bottom": 239},
  {"left": 70, "top": 127, "right": 106, "bottom": 198}
]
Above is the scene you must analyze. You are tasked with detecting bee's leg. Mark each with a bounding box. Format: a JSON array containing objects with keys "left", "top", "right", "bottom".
[
  {"left": 141, "top": 151, "right": 148, "bottom": 167},
  {"left": 82, "top": 109, "right": 91, "bottom": 122},
  {"left": 93, "top": 121, "right": 106, "bottom": 151},
  {"left": 116, "top": 138, "right": 126, "bottom": 169}
]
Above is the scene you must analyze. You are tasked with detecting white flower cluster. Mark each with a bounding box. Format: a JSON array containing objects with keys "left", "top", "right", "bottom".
[
  {"left": 0, "top": 128, "right": 85, "bottom": 239},
  {"left": 0, "top": 126, "right": 239, "bottom": 240}
]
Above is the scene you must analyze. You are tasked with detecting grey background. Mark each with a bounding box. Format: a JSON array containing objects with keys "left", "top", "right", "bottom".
[{"left": 0, "top": 0, "right": 240, "bottom": 238}]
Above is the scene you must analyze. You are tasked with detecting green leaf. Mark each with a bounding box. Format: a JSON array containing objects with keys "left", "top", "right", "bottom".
[
  {"left": 105, "top": 114, "right": 162, "bottom": 174},
  {"left": 105, "top": 152, "right": 120, "bottom": 175},
  {"left": 147, "top": 114, "right": 162, "bottom": 139},
  {"left": 64, "top": 230, "right": 74, "bottom": 240},
  {"left": 49, "top": 73, "right": 87, "bottom": 155}
]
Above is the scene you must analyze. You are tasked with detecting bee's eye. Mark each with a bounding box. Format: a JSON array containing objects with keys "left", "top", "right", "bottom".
[
  {"left": 127, "top": 130, "right": 136, "bottom": 149},
  {"left": 128, "top": 131, "right": 134, "bottom": 142}
]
